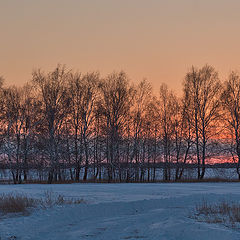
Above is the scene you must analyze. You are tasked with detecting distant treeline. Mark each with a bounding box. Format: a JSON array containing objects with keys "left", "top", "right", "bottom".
[{"left": 0, "top": 64, "right": 239, "bottom": 183}]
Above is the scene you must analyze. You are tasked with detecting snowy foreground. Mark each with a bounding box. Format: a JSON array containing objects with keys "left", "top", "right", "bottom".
[{"left": 1, "top": 183, "right": 240, "bottom": 240}]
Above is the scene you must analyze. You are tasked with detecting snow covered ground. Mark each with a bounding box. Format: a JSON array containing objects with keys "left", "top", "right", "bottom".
[{"left": 1, "top": 183, "right": 240, "bottom": 239}]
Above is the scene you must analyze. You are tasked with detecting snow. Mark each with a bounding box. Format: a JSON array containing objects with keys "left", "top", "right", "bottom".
[{"left": 1, "top": 183, "right": 240, "bottom": 239}]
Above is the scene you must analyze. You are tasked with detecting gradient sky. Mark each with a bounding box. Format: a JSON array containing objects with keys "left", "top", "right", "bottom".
[{"left": 1, "top": 0, "right": 240, "bottom": 93}]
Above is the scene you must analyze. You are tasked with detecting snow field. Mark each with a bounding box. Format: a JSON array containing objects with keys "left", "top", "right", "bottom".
[{"left": 1, "top": 183, "right": 240, "bottom": 239}]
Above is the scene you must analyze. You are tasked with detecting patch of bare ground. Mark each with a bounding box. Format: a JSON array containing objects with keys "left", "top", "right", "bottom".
[
  {"left": 194, "top": 200, "right": 240, "bottom": 227},
  {"left": 0, "top": 193, "right": 36, "bottom": 215},
  {"left": 0, "top": 191, "right": 85, "bottom": 217}
]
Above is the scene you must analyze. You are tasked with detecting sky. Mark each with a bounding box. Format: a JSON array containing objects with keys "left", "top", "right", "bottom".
[{"left": 1, "top": 0, "right": 240, "bottom": 94}]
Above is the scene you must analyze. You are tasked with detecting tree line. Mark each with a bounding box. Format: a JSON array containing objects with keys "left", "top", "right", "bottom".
[{"left": 0, "top": 64, "right": 239, "bottom": 183}]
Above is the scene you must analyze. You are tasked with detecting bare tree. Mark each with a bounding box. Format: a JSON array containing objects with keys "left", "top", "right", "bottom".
[
  {"left": 144, "top": 97, "right": 160, "bottom": 181},
  {"left": 0, "top": 76, "right": 4, "bottom": 89},
  {"left": 0, "top": 76, "right": 4, "bottom": 147},
  {"left": 32, "top": 65, "right": 69, "bottom": 183},
  {"left": 130, "top": 80, "right": 152, "bottom": 181},
  {"left": 221, "top": 71, "right": 240, "bottom": 179},
  {"left": 158, "top": 84, "right": 177, "bottom": 180},
  {"left": 173, "top": 97, "right": 194, "bottom": 180},
  {"left": 19, "top": 83, "right": 39, "bottom": 181},
  {"left": 2, "top": 86, "right": 23, "bottom": 183},
  {"left": 68, "top": 71, "right": 99, "bottom": 181},
  {"left": 98, "top": 72, "right": 134, "bottom": 182},
  {"left": 183, "top": 65, "right": 221, "bottom": 179}
]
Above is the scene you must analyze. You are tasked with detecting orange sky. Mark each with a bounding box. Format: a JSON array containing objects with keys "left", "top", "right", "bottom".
[{"left": 1, "top": 0, "right": 240, "bottom": 94}]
